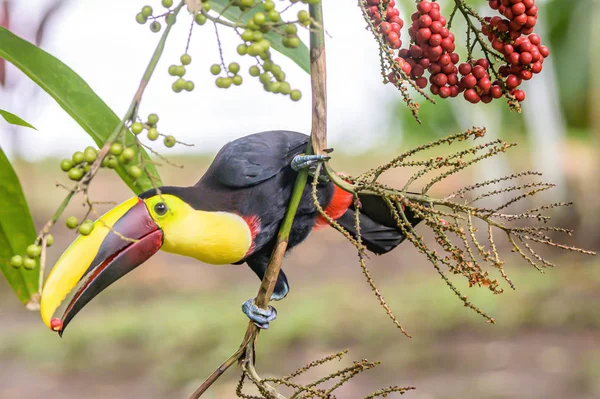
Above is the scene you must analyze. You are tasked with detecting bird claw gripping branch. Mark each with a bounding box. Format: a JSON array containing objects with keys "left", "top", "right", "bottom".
[{"left": 242, "top": 298, "right": 277, "bottom": 329}]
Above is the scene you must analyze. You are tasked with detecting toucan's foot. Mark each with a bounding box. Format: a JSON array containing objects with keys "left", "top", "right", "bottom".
[
  {"left": 291, "top": 154, "right": 331, "bottom": 172},
  {"left": 242, "top": 298, "right": 277, "bottom": 329}
]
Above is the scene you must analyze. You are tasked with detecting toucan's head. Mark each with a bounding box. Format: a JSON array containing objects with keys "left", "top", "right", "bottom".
[{"left": 40, "top": 187, "right": 254, "bottom": 335}]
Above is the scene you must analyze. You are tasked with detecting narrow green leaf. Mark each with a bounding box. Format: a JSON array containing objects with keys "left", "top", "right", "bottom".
[
  {"left": 0, "top": 109, "right": 37, "bottom": 130},
  {"left": 210, "top": 1, "right": 310, "bottom": 74},
  {"left": 0, "top": 27, "right": 162, "bottom": 193},
  {"left": 0, "top": 146, "right": 39, "bottom": 306}
]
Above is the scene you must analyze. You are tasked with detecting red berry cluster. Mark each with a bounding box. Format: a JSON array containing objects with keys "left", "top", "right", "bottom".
[
  {"left": 397, "top": 0, "right": 461, "bottom": 98},
  {"left": 365, "top": 0, "right": 404, "bottom": 49},
  {"left": 458, "top": 58, "right": 503, "bottom": 104},
  {"left": 483, "top": 0, "right": 549, "bottom": 101},
  {"left": 488, "top": 0, "right": 538, "bottom": 36}
]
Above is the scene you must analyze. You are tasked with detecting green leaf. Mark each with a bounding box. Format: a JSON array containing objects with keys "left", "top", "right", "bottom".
[
  {"left": 0, "top": 146, "right": 39, "bottom": 307},
  {"left": 0, "top": 27, "right": 162, "bottom": 193},
  {"left": 210, "top": 1, "right": 310, "bottom": 74},
  {"left": 0, "top": 109, "right": 37, "bottom": 130}
]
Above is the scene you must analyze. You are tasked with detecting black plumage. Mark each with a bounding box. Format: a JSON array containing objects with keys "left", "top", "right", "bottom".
[{"left": 140, "top": 131, "right": 424, "bottom": 300}]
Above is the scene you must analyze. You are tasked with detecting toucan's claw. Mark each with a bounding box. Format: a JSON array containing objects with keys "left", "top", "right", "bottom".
[
  {"left": 291, "top": 154, "right": 331, "bottom": 172},
  {"left": 242, "top": 298, "right": 277, "bottom": 329}
]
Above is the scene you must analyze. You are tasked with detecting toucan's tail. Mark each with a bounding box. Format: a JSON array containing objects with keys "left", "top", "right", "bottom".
[{"left": 335, "top": 193, "right": 424, "bottom": 254}]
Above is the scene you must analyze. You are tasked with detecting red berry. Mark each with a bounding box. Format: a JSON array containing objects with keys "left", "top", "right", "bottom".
[
  {"left": 519, "top": 52, "right": 533, "bottom": 65},
  {"left": 429, "top": 20, "right": 443, "bottom": 33},
  {"left": 464, "top": 89, "right": 481, "bottom": 103},
  {"left": 476, "top": 58, "right": 490, "bottom": 69},
  {"left": 412, "top": 64, "right": 425, "bottom": 78},
  {"left": 379, "top": 22, "right": 392, "bottom": 35},
  {"left": 520, "top": 69, "right": 533, "bottom": 80},
  {"left": 506, "top": 74, "right": 519, "bottom": 89},
  {"left": 531, "top": 61, "right": 542, "bottom": 73},
  {"left": 473, "top": 65, "right": 487, "bottom": 79},
  {"left": 417, "top": 28, "right": 432, "bottom": 42},
  {"left": 432, "top": 73, "right": 448, "bottom": 86},
  {"left": 429, "top": 33, "right": 442, "bottom": 46},
  {"left": 419, "top": 14, "right": 432, "bottom": 28},
  {"left": 462, "top": 74, "right": 478, "bottom": 89},
  {"left": 490, "top": 85, "right": 503, "bottom": 98},
  {"left": 513, "top": 89, "right": 526, "bottom": 101},
  {"left": 459, "top": 62, "right": 472, "bottom": 75},
  {"left": 430, "top": 84, "right": 440, "bottom": 95},
  {"left": 439, "top": 86, "right": 451, "bottom": 98},
  {"left": 429, "top": 9, "right": 441, "bottom": 21},
  {"left": 539, "top": 45, "right": 550, "bottom": 58},
  {"left": 428, "top": 62, "right": 442, "bottom": 74},
  {"left": 481, "top": 94, "right": 493, "bottom": 104},
  {"left": 417, "top": 1, "right": 432, "bottom": 14},
  {"left": 529, "top": 34, "right": 541, "bottom": 46},
  {"left": 512, "top": 2, "right": 526, "bottom": 15},
  {"left": 415, "top": 76, "right": 428, "bottom": 88},
  {"left": 409, "top": 45, "right": 423, "bottom": 58}
]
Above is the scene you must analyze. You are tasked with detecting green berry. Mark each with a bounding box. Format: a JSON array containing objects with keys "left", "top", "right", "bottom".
[
  {"left": 136, "top": 13, "right": 147, "bottom": 24},
  {"left": 252, "top": 31, "right": 263, "bottom": 42},
  {"left": 298, "top": 10, "right": 310, "bottom": 24},
  {"left": 249, "top": 66, "right": 260, "bottom": 76},
  {"left": 23, "top": 257, "right": 36, "bottom": 270},
  {"left": 68, "top": 167, "right": 84, "bottom": 181},
  {"left": 280, "top": 81, "right": 291, "bottom": 94},
  {"left": 147, "top": 113, "right": 159, "bottom": 125},
  {"left": 107, "top": 156, "right": 119, "bottom": 169},
  {"left": 131, "top": 122, "right": 144, "bottom": 134},
  {"left": 72, "top": 151, "right": 85, "bottom": 165},
  {"left": 202, "top": 2, "right": 211, "bottom": 11},
  {"left": 128, "top": 165, "right": 142, "bottom": 178},
  {"left": 122, "top": 147, "right": 135, "bottom": 162},
  {"left": 60, "top": 159, "right": 74, "bottom": 172},
  {"left": 246, "top": 19, "right": 258, "bottom": 31},
  {"left": 253, "top": 12, "right": 266, "bottom": 25},
  {"left": 229, "top": 62, "right": 240, "bottom": 74},
  {"left": 172, "top": 81, "right": 183, "bottom": 93},
  {"left": 46, "top": 234, "right": 54, "bottom": 247},
  {"left": 285, "top": 37, "right": 300, "bottom": 48},
  {"left": 180, "top": 54, "right": 191, "bottom": 65},
  {"left": 184, "top": 81, "right": 195, "bottom": 91},
  {"left": 66, "top": 216, "right": 79, "bottom": 229},
  {"left": 164, "top": 135, "right": 176, "bottom": 148},
  {"left": 27, "top": 244, "right": 41, "bottom": 258},
  {"left": 165, "top": 13, "right": 176, "bottom": 25},
  {"left": 233, "top": 75, "right": 243, "bottom": 86},
  {"left": 264, "top": 1, "right": 275, "bottom": 11},
  {"left": 268, "top": 10, "right": 280, "bottom": 22},
  {"left": 141, "top": 5, "right": 153, "bottom": 17},
  {"left": 168, "top": 65, "right": 178, "bottom": 76},
  {"left": 194, "top": 13, "right": 207, "bottom": 25},
  {"left": 259, "top": 73, "right": 271, "bottom": 85},
  {"left": 110, "top": 142, "right": 124, "bottom": 156},
  {"left": 239, "top": 0, "right": 254, "bottom": 6},
  {"left": 83, "top": 164, "right": 91, "bottom": 173},
  {"left": 241, "top": 30, "right": 254, "bottom": 42},
  {"left": 290, "top": 89, "right": 302, "bottom": 101},
  {"left": 10, "top": 255, "right": 23, "bottom": 268},
  {"left": 210, "top": 64, "right": 221, "bottom": 75},
  {"left": 237, "top": 44, "right": 248, "bottom": 55},
  {"left": 147, "top": 128, "right": 159, "bottom": 141},
  {"left": 150, "top": 21, "right": 161, "bottom": 33},
  {"left": 84, "top": 148, "right": 97, "bottom": 163},
  {"left": 174, "top": 77, "right": 187, "bottom": 92},
  {"left": 79, "top": 222, "right": 94, "bottom": 236},
  {"left": 162, "top": 0, "right": 173, "bottom": 8},
  {"left": 285, "top": 24, "right": 297, "bottom": 35}
]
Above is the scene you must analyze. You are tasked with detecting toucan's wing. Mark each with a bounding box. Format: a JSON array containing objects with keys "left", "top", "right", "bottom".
[{"left": 200, "top": 130, "right": 309, "bottom": 188}]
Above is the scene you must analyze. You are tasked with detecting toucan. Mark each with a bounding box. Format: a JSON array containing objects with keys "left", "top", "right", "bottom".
[{"left": 40, "top": 130, "right": 424, "bottom": 334}]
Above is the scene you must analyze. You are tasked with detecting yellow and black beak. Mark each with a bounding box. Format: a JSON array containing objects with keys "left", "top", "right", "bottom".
[{"left": 40, "top": 197, "right": 163, "bottom": 336}]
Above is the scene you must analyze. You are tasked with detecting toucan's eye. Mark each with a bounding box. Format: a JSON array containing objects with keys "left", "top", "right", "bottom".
[{"left": 154, "top": 202, "right": 168, "bottom": 216}]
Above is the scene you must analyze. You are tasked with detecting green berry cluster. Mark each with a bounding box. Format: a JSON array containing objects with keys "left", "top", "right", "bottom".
[
  {"left": 9, "top": 235, "right": 53, "bottom": 270},
  {"left": 169, "top": 54, "right": 195, "bottom": 93},
  {"left": 60, "top": 146, "right": 99, "bottom": 181},
  {"left": 211, "top": 62, "right": 243, "bottom": 88},
  {"left": 66, "top": 216, "right": 95, "bottom": 236},
  {"left": 130, "top": 113, "right": 177, "bottom": 149}
]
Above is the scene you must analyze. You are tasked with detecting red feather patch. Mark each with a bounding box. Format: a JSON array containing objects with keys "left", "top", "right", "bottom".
[
  {"left": 242, "top": 215, "right": 261, "bottom": 256},
  {"left": 314, "top": 184, "right": 353, "bottom": 230}
]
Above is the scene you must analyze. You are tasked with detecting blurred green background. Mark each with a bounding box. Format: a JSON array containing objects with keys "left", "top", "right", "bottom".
[{"left": 1, "top": 0, "right": 599, "bottom": 398}]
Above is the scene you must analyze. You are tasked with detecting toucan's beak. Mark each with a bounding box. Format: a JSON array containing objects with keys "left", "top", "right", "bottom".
[{"left": 40, "top": 197, "right": 163, "bottom": 335}]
